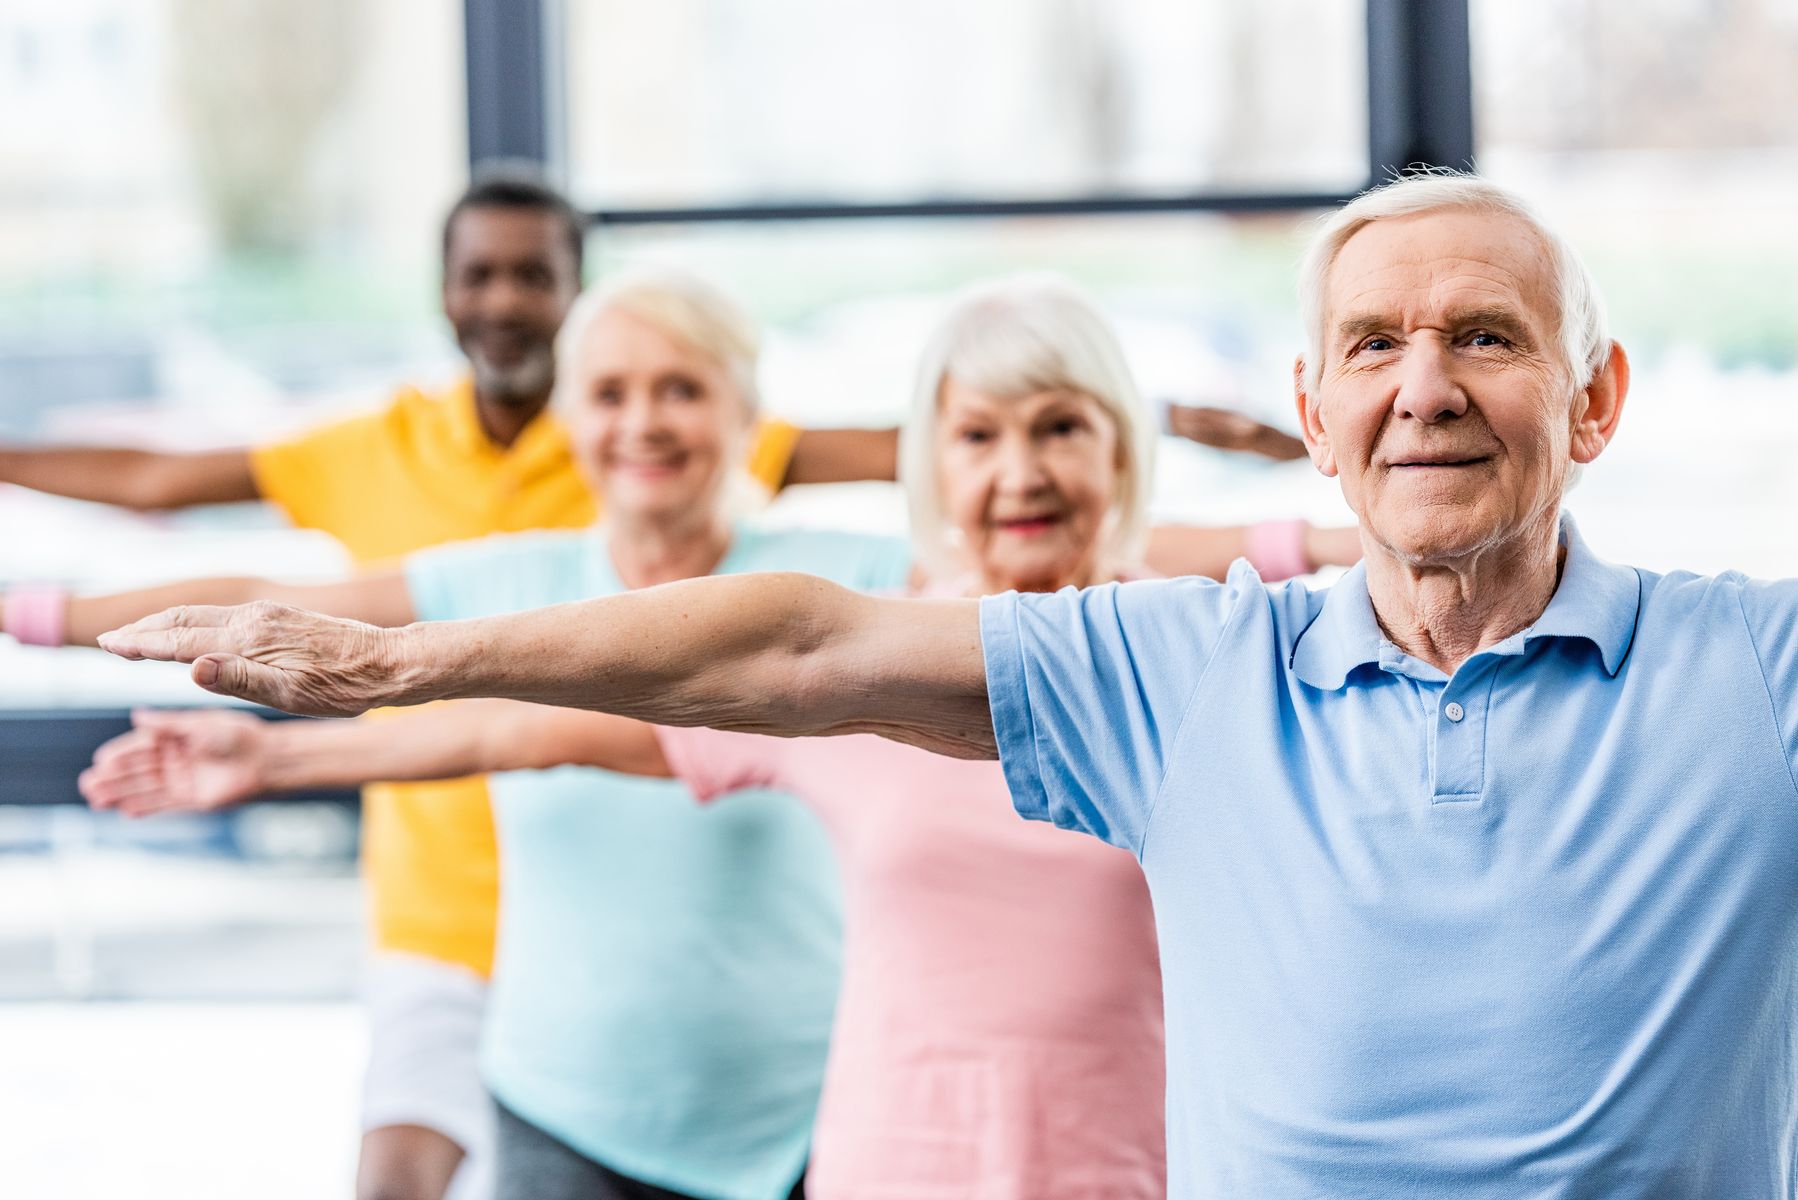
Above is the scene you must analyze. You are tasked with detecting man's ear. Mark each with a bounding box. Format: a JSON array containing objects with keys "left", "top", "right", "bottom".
[
  {"left": 1293, "top": 356, "right": 1337, "bottom": 478},
  {"left": 1570, "top": 341, "right": 1629, "bottom": 465}
]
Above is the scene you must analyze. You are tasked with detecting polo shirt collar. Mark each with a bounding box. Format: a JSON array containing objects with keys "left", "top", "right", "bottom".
[
  {"left": 1522, "top": 514, "right": 1642, "bottom": 676},
  {"left": 1290, "top": 512, "right": 1642, "bottom": 690},
  {"left": 1289, "top": 560, "right": 1383, "bottom": 690},
  {"left": 445, "top": 373, "right": 571, "bottom": 470},
  {"left": 443, "top": 375, "right": 491, "bottom": 457}
]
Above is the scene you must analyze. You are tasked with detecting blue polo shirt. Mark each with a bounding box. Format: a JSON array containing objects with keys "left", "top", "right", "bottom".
[
  {"left": 407, "top": 523, "right": 912, "bottom": 1200},
  {"left": 981, "top": 517, "right": 1798, "bottom": 1198}
]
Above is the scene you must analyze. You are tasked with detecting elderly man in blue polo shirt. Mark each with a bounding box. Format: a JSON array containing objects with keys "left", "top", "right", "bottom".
[{"left": 100, "top": 173, "right": 1798, "bottom": 1197}]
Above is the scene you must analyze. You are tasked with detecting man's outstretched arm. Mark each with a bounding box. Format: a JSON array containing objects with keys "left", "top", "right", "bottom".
[
  {"left": 1162, "top": 404, "right": 1307, "bottom": 462},
  {"left": 0, "top": 445, "right": 260, "bottom": 510},
  {"left": 98, "top": 574, "right": 996, "bottom": 759},
  {"left": 778, "top": 407, "right": 1309, "bottom": 489},
  {"left": 783, "top": 428, "right": 899, "bottom": 486}
]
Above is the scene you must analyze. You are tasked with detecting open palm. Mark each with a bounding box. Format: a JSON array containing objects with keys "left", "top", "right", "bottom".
[{"left": 81, "top": 709, "right": 272, "bottom": 817}]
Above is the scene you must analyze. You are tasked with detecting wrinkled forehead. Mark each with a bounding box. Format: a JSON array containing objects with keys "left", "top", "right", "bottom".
[{"left": 1324, "top": 210, "right": 1557, "bottom": 338}]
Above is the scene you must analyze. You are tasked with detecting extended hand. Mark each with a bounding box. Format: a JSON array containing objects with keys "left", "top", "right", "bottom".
[
  {"left": 1167, "top": 404, "right": 1307, "bottom": 462},
  {"left": 98, "top": 601, "right": 403, "bottom": 718},
  {"left": 1303, "top": 525, "right": 1365, "bottom": 570},
  {"left": 80, "top": 709, "right": 271, "bottom": 816}
]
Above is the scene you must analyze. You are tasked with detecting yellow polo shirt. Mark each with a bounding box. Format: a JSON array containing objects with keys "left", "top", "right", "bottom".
[{"left": 248, "top": 377, "right": 801, "bottom": 976}]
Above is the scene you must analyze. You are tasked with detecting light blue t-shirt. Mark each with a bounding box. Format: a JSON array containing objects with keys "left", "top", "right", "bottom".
[
  {"left": 407, "top": 523, "right": 911, "bottom": 1200},
  {"left": 981, "top": 516, "right": 1798, "bottom": 1198}
]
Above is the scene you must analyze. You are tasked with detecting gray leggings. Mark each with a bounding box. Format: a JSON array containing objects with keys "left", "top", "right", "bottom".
[{"left": 492, "top": 1096, "right": 806, "bottom": 1200}]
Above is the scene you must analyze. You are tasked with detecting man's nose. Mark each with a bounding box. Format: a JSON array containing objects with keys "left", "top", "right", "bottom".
[
  {"left": 1392, "top": 340, "right": 1469, "bottom": 424},
  {"left": 478, "top": 273, "right": 532, "bottom": 318}
]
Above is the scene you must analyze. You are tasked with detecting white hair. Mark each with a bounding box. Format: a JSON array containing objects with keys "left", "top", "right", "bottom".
[
  {"left": 552, "top": 264, "right": 762, "bottom": 417},
  {"left": 550, "top": 265, "right": 771, "bottom": 514},
  {"left": 1297, "top": 170, "right": 1610, "bottom": 394},
  {"left": 899, "top": 274, "right": 1157, "bottom": 577}
]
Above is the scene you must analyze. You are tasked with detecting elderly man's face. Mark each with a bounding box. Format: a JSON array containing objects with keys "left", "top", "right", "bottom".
[{"left": 1299, "top": 210, "right": 1602, "bottom": 567}]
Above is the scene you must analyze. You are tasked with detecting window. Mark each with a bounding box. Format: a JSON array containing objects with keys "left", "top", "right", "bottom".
[{"left": 564, "top": 0, "right": 1369, "bottom": 208}]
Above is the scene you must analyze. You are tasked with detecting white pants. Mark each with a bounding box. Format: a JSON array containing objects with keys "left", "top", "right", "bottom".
[{"left": 361, "top": 951, "right": 495, "bottom": 1200}]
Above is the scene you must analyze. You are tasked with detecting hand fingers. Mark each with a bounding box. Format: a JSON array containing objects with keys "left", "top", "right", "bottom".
[
  {"left": 83, "top": 767, "right": 174, "bottom": 808},
  {"left": 101, "top": 624, "right": 237, "bottom": 664},
  {"left": 79, "top": 764, "right": 173, "bottom": 811},
  {"left": 92, "top": 728, "right": 161, "bottom": 766},
  {"left": 194, "top": 654, "right": 315, "bottom": 714},
  {"left": 130, "top": 707, "right": 211, "bottom": 732},
  {"left": 98, "top": 606, "right": 221, "bottom": 659},
  {"left": 131, "top": 707, "right": 253, "bottom": 758},
  {"left": 79, "top": 767, "right": 118, "bottom": 809},
  {"left": 91, "top": 738, "right": 164, "bottom": 775}
]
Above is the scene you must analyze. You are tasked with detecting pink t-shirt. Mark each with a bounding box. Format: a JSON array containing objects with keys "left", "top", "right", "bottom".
[{"left": 657, "top": 727, "right": 1166, "bottom": 1199}]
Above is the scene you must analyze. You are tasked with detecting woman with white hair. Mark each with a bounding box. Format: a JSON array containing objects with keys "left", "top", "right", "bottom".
[
  {"left": 50, "top": 266, "right": 918, "bottom": 1200},
  {"left": 83, "top": 275, "right": 1344, "bottom": 1196}
]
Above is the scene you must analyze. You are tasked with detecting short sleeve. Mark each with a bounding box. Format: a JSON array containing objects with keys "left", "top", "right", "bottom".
[
  {"left": 1735, "top": 575, "right": 1798, "bottom": 793},
  {"left": 841, "top": 534, "right": 913, "bottom": 592},
  {"left": 249, "top": 409, "right": 389, "bottom": 532},
  {"left": 734, "top": 526, "right": 912, "bottom": 593},
  {"left": 744, "top": 418, "right": 804, "bottom": 494},
  {"left": 404, "top": 532, "right": 577, "bottom": 623},
  {"left": 980, "top": 575, "right": 1254, "bottom": 852},
  {"left": 656, "top": 725, "right": 787, "bottom": 804}
]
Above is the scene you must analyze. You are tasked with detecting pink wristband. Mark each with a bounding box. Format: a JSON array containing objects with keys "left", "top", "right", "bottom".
[
  {"left": 1244, "top": 518, "right": 1311, "bottom": 582},
  {"left": 2, "top": 585, "right": 70, "bottom": 647}
]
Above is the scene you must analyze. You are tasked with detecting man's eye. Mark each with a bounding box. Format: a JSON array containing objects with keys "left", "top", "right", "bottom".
[
  {"left": 1361, "top": 337, "right": 1395, "bottom": 353},
  {"left": 1469, "top": 331, "right": 1507, "bottom": 348},
  {"left": 959, "top": 429, "right": 993, "bottom": 444},
  {"left": 594, "top": 386, "right": 624, "bottom": 405}
]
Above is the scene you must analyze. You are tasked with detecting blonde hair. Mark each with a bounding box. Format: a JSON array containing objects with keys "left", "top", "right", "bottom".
[
  {"left": 1297, "top": 169, "right": 1609, "bottom": 393},
  {"left": 552, "top": 264, "right": 762, "bottom": 418},
  {"left": 551, "top": 265, "right": 770, "bottom": 514},
  {"left": 900, "top": 274, "right": 1156, "bottom": 576}
]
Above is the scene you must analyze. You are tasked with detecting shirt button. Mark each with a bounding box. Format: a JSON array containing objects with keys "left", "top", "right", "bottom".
[{"left": 1444, "top": 701, "right": 1465, "bottom": 723}]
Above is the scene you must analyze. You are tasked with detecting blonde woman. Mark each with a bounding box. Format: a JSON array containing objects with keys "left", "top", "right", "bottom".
[{"left": 46, "top": 267, "right": 918, "bottom": 1200}]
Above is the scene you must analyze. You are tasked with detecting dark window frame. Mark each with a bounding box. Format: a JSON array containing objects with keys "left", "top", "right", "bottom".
[{"left": 465, "top": 0, "right": 1474, "bottom": 224}]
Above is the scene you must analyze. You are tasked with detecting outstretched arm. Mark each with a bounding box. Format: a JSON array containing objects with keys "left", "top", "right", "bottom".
[
  {"left": 80, "top": 702, "right": 670, "bottom": 817},
  {"left": 1164, "top": 404, "right": 1306, "bottom": 461},
  {"left": 1145, "top": 520, "right": 1362, "bottom": 581},
  {"left": 783, "top": 427, "right": 899, "bottom": 486},
  {"left": 99, "top": 573, "right": 995, "bottom": 758},
  {"left": 0, "top": 445, "right": 259, "bottom": 510}
]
